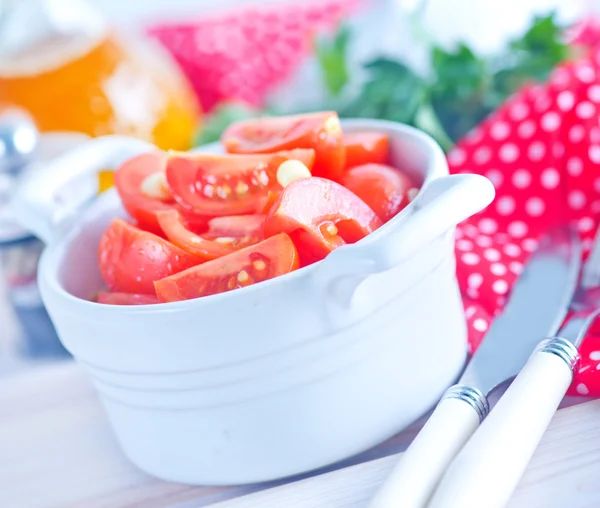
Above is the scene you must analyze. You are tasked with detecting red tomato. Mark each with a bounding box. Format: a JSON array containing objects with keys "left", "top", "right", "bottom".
[
  {"left": 97, "top": 292, "right": 159, "bottom": 305},
  {"left": 341, "top": 163, "right": 414, "bottom": 223},
  {"left": 156, "top": 210, "right": 237, "bottom": 260},
  {"left": 201, "top": 215, "right": 265, "bottom": 250},
  {"left": 207, "top": 214, "right": 264, "bottom": 238},
  {"left": 166, "top": 149, "right": 315, "bottom": 217},
  {"left": 263, "top": 177, "right": 382, "bottom": 264},
  {"left": 98, "top": 218, "right": 201, "bottom": 294},
  {"left": 343, "top": 131, "right": 390, "bottom": 168},
  {"left": 259, "top": 190, "right": 280, "bottom": 214},
  {"left": 154, "top": 233, "right": 299, "bottom": 302},
  {"left": 222, "top": 112, "right": 345, "bottom": 181},
  {"left": 114, "top": 152, "right": 174, "bottom": 234}
]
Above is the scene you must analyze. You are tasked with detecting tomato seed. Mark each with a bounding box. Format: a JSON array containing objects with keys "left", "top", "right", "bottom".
[
  {"left": 203, "top": 184, "right": 214, "bottom": 198},
  {"left": 227, "top": 277, "right": 236, "bottom": 290},
  {"left": 236, "top": 181, "right": 249, "bottom": 195},
  {"left": 140, "top": 172, "right": 171, "bottom": 200},
  {"left": 258, "top": 170, "right": 269, "bottom": 187},
  {"left": 215, "top": 236, "right": 236, "bottom": 244},
  {"left": 237, "top": 270, "right": 254, "bottom": 286},
  {"left": 320, "top": 222, "right": 338, "bottom": 237},
  {"left": 253, "top": 259, "right": 267, "bottom": 271}
]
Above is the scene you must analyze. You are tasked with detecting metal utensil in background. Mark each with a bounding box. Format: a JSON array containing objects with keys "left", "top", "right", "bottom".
[
  {"left": 0, "top": 106, "right": 68, "bottom": 358},
  {"left": 428, "top": 308, "right": 600, "bottom": 508},
  {"left": 571, "top": 222, "right": 600, "bottom": 312},
  {"left": 368, "top": 225, "right": 581, "bottom": 508}
]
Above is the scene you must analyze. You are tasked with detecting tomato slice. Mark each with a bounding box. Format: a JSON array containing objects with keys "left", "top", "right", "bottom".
[
  {"left": 341, "top": 163, "right": 415, "bottom": 223},
  {"left": 260, "top": 190, "right": 280, "bottom": 214},
  {"left": 98, "top": 218, "right": 201, "bottom": 294},
  {"left": 207, "top": 214, "right": 264, "bottom": 237},
  {"left": 114, "top": 152, "right": 175, "bottom": 234},
  {"left": 343, "top": 131, "right": 390, "bottom": 169},
  {"left": 200, "top": 214, "right": 265, "bottom": 250},
  {"left": 154, "top": 233, "right": 299, "bottom": 302},
  {"left": 263, "top": 177, "right": 382, "bottom": 264},
  {"left": 166, "top": 149, "right": 315, "bottom": 216},
  {"left": 222, "top": 112, "right": 345, "bottom": 181},
  {"left": 97, "top": 292, "right": 159, "bottom": 305},
  {"left": 156, "top": 209, "right": 237, "bottom": 260}
]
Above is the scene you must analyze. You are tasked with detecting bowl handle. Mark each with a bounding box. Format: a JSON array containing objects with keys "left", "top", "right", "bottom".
[
  {"left": 11, "top": 135, "right": 157, "bottom": 243},
  {"left": 313, "top": 173, "right": 495, "bottom": 307}
]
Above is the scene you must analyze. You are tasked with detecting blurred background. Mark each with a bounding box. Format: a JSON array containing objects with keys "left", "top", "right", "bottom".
[{"left": 2, "top": 0, "right": 600, "bottom": 377}]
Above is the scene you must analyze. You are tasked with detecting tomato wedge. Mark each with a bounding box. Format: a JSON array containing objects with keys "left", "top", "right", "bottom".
[
  {"left": 207, "top": 214, "right": 264, "bottom": 237},
  {"left": 341, "top": 163, "right": 414, "bottom": 223},
  {"left": 154, "top": 233, "right": 299, "bottom": 302},
  {"left": 166, "top": 149, "right": 315, "bottom": 216},
  {"left": 97, "top": 292, "right": 159, "bottom": 305},
  {"left": 200, "top": 215, "right": 265, "bottom": 250},
  {"left": 114, "top": 152, "right": 174, "bottom": 234},
  {"left": 157, "top": 209, "right": 237, "bottom": 260},
  {"left": 263, "top": 177, "right": 382, "bottom": 264},
  {"left": 222, "top": 112, "right": 345, "bottom": 181},
  {"left": 343, "top": 131, "right": 390, "bottom": 168},
  {"left": 98, "top": 218, "right": 201, "bottom": 294}
]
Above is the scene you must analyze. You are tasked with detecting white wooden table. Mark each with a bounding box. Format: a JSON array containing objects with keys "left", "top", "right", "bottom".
[{"left": 1, "top": 358, "right": 600, "bottom": 508}]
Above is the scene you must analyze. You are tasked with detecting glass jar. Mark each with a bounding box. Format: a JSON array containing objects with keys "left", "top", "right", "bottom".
[{"left": 0, "top": 0, "right": 201, "bottom": 151}]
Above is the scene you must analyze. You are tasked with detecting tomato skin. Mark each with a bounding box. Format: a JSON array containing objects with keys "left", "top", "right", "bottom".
[
  {"left": 97, "top": 292, "right": 159, "bottom": 305},
  {"left": 263, "top": 177, "right": 382, "bottom": 263},
  {"left": 166, "top": 149, "right": 315, "bottom": 216},
  {"left": 222, "top": 112, "right": 345, "bottom": 181},
  {"left": 98, "top": 218, "right": 201, "bottom": 294},
  {"left": 157, "top": 210, "right": 236, "bottom": 260},
  {"left": 259, "top": 190, "right": 280, "bottom": 214},
  {"left": 114, "top": 152, "right": 174, "bottom": 234},
  {"left": 343, "top": 132, "right": 390, "bottom": 169},
  {"left": 154, "top": 233, "right": 299, "bottom": 302},
  {"left": 341, "top": 163, "right": 414, "bottom": 223},
  {"left": 207, "top": 214, "right": 264, "bottom": 238}
]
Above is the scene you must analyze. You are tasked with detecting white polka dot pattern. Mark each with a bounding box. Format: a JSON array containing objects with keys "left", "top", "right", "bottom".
[{"left": 448, "top": 40, "right": 600, "bottom": 396}]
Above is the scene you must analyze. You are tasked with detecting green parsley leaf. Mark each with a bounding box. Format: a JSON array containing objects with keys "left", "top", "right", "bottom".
[{"left": 315, "top": 24, "right": 351, "bottom": 96}]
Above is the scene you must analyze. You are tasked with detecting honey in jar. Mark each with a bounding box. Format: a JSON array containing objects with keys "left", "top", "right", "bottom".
[{"left": 0, "top": 0, "right": 201, "bottom": 151}]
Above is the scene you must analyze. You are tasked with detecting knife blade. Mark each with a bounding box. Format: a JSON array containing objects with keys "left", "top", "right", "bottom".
[
  {"left": 368, "top": 225, "right": 581, "bottom": 508},
  {"left": 459, "top": 225, "right": 581, "bottom": 395},
  {"left": 427, "top": 309, "right": 600, "bottom": 508}
]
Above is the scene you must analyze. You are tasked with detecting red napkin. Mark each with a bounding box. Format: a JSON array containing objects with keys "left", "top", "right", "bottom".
[
  {"left": 450, "top": 24, "right": 600, "bottom": 397},
  {"left": 148, "top": 0, "right": 361, "bottom": 111}
]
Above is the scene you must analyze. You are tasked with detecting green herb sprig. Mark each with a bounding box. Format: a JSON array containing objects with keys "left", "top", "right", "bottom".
[{"left": 321, "top": 12, "right": 572, "bottom": 150}]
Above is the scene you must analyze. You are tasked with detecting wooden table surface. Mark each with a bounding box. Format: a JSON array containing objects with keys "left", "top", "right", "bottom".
[
  {"left": 2, "top": 359, "right": 600, "bottom": 508},
  {"left": 0, "top": 362, "right": 428, "bottom": 508}
]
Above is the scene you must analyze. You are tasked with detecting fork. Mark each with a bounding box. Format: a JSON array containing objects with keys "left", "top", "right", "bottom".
[{"left": 572, "top": 223, "right": 600, "bottom": 311}]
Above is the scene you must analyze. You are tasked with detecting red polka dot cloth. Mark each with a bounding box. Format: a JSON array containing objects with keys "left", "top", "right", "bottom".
[
  {"left": 148, "top": 0, "right": 361, "bottom": 111},
  {"left": 449, "top": 24, "right": 600, "bottom": 397}
]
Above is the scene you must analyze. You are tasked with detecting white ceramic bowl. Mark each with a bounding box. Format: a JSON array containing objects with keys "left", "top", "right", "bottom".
[{"left": 12, "top": 119, "right": 495, "bottom": 485}]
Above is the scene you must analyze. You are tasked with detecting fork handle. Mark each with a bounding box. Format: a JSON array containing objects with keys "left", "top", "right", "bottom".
[
  {"left": 427, "top": 339, "right": 577, "bottom": 508},
  {"left": 369, "top": 385, "right": 488, "bottom": 508}
]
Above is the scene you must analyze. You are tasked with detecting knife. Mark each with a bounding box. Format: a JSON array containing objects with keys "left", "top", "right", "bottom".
[
  {"left": 427, "top": 308, "right": 600, "bottom": 508},
  {"left": 368, "top": 225, "right": 581, "bottom": 508}
]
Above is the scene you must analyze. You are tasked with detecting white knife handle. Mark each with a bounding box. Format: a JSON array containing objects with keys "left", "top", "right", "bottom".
[
  {"left": 428, "top": 338, "right": 579, "bottom": 508},
  {"left": 369, "top": 385, "right": 489, "bottom": 508}
]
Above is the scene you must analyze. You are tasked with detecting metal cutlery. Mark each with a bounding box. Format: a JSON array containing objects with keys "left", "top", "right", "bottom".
[
  {"left": 572, "top": 222, "right": 600, "bottom": 312},
  {"left": 427, "top": 307, "right": 600, "bottom": 508},
  {"left": 368, "top": 225, "right": 581, "bottom": 508},
  {"left": 580, "top": 223, "right": 600, "bottom": 289}
]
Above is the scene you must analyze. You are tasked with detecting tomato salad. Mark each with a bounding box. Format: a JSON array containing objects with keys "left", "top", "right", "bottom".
[{"left": 96, "top": 112, "right": 418, "bottom": 304}]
